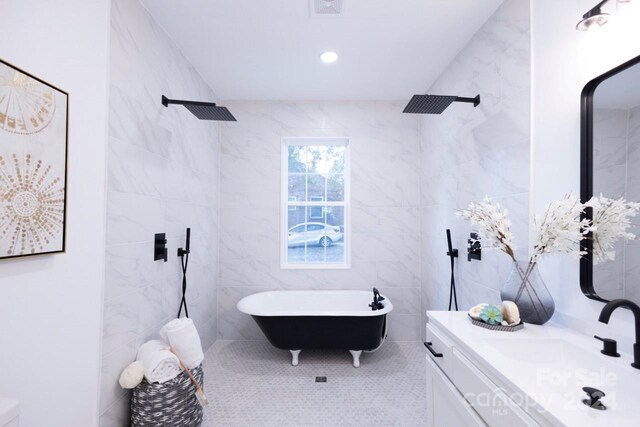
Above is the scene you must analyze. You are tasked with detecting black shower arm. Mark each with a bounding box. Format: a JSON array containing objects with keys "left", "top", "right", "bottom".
[
  {"left": 162, "top": 95, "right": 217, "bottom": 108},
  {"left": 454, "top": 95, "right": 480, "bottom": 107}
]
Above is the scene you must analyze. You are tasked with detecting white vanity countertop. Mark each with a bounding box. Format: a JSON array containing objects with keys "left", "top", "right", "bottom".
[{"left": 428, "top": 311, "right": 640, "bottom": 427}]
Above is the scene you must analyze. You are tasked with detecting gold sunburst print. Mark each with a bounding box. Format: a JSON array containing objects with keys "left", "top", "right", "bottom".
[
  {"left": 0, "top": 153, "right": 64, "bottom": 255},
  {"left": 0, "top": 66, "right": 56, "bottom": 135}
]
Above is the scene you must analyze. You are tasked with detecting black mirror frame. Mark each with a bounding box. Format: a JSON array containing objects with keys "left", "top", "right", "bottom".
[{"left": 580, "top": 54, "right": 640, "bottom": 303}]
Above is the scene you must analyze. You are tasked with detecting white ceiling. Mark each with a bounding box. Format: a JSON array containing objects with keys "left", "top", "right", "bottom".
[{"left": 141, "top": 0, "right": 504, "bottom": 101}]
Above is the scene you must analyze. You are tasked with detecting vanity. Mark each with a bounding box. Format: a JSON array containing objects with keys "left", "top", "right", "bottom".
[{"left": 425, "top": 311, "right": 639, "bottom": 427}]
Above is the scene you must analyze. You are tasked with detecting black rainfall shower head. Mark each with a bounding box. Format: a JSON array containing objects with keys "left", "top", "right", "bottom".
[
  {"left": 403, "top": 94, "right": 480, "bottom": 115},
  {"left": 162, "top": 95, "right": 237, "bottom": 121}
]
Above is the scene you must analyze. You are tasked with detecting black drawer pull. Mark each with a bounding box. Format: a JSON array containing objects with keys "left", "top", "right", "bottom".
[{"left": 424, "top": 341, "right": 443, "bottom": 358}]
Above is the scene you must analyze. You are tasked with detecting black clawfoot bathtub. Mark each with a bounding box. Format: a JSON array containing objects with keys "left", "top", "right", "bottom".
[{"left": 237, "top": 290, "right": 392, "bottom": 367}]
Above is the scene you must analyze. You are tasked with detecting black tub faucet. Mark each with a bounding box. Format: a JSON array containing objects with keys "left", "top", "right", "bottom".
[
  {"left": 369, "top": 288, "right": 385, "bottom": 311},
  {"left": 598, "top": 299, "right": 640, "bottom": 369}
]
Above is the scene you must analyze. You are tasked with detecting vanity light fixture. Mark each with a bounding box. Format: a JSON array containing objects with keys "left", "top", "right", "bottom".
[
  {"left": 576, "top": 0, "right": 612, "bottom": 31},
  {"left": 320, "top": 51, "right": 338, "bottom": 64}
]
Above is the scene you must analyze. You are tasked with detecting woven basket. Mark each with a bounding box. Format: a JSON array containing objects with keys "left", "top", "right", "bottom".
[{"left": 131, "top": 364, "right": 204, "bottom": 427}]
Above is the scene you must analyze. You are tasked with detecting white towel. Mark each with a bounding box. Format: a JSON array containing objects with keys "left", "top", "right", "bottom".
[
  {"left": 160, "top": 317, "right": 204, "bottom": 369},
  {"left": 136, "top": 340, "right": 181, "bottom": 384}
]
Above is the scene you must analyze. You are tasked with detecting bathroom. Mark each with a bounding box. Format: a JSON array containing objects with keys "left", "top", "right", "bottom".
[{"left": 0, "top": 0, "right": 639, "bottom": 425}]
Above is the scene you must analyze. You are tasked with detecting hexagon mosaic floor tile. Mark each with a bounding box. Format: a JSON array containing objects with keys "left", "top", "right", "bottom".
[{"left": 200, "top": 341, "right": 427, "bottom": 426}]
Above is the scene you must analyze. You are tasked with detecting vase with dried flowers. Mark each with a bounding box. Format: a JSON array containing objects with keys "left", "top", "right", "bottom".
[{"left": 457, "top": 194, "right": 639, "bottom": 325}]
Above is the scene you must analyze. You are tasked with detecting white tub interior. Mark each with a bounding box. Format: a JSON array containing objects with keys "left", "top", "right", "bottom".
[{"left": 237, "top": 290, "right": 393, "bottom": 317}]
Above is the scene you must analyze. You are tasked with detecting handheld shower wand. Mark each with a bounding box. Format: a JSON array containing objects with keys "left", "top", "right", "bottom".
[
  {"left": 177, "top": 228, "right": 191, "bottom": 318},
  {"left": 446, "top": 229, "right": 459, "bottom": 311}
]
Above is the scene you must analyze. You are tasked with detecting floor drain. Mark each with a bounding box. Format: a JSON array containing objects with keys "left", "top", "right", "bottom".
[{"left": 315, "top": 376, "right": 327, "bottom": 383}]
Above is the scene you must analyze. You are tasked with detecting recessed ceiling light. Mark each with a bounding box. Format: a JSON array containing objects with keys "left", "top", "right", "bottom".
[{"left": 320, "top": 51, "right": 338, "bottom": 64}]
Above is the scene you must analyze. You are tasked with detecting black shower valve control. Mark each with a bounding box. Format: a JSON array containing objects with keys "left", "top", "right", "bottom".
[
  {"left": 154, "top": 233, "right": 168, "bottom": 262},
  {"left": 467, "top": 233, "right": 481, "bottom": 262}
]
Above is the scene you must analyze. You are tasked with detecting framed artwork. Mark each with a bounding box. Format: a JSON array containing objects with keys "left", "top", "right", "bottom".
[{"left": 0, "top": 58, "right": 68, "bottom": 259}]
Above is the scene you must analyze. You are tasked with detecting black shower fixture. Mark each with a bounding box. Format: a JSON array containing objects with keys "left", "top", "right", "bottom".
[
  {"left": 576, "top": 0, "right": 612, "bottom": 31},
  {"left": 445, "top": 229, "right": 459, "bottom": 311},
  {"left": 161, "top": 95, "right": 237, "bottom": 121},
  {"left": 402, "top": 94, "right": 480, "bottom": 115}
]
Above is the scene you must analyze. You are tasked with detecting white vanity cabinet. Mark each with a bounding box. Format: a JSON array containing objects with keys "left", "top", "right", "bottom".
[
  {"left": 426, "top": 311, "right": 640, "bottom": 427},
  {"left": 426, "top": 315, "right": 541, "bottom": 427},
  {"left": 427, "top": 355, "right": 486, "bottom": 427}
]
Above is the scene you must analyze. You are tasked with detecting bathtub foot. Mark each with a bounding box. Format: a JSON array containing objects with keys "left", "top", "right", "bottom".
[
  {"left": 349, "top": 350, "right": 362, "bottom": 368},
  {"left": 290, "top": 350, "right": 301, "bottom": 366}
]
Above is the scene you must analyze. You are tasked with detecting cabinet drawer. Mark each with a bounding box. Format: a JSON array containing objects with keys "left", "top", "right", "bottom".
[
  {"left": 452, "top": 349, "right": 539, "bottom": 427},
  {"left": 426, "top": 323, "right": 453, "bottom": 377},
  {"left": 427, "top": 356, "right": 486, "bottom": 427}
]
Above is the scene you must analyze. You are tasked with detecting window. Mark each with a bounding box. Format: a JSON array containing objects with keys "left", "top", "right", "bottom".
[
  {"left": 309, "top": 196, "right": 324, "bottom": 219},
  {"left": 282, "top": 138, "right": 350, "bottom": 268}
]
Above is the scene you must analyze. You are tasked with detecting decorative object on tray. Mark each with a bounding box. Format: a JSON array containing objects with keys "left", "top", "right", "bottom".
[
  {"left": 458, "top": 194, "right": 639, "bottom": 325},
  {"left": 468, "top": 314, "right": 524, "bottom": 332},
  {"left": 0, "top": 58, "right": 68, "bottom": 259},
  {"left": 468, "top": 301, "right": 523, "bottom": 332}
]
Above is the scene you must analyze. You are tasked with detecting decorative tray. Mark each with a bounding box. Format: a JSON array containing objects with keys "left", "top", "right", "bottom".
[{"left": 467, "top": 314, "right": 523, "bottom": 332}]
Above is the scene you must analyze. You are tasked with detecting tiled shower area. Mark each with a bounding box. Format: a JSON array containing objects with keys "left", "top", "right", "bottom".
[{"left": 99, "top": 0, "right": 530, "bottom": 424}]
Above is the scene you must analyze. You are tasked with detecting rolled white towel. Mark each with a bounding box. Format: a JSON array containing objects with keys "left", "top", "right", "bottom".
[
  {"left": 160, "top": 317, "right": 204, "bottom": 369},
  {"left": 136, "top": 340, "right": 181, "bottom": 383}
]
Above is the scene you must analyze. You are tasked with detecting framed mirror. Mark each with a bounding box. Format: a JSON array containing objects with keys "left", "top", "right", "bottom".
[{"left": 581, "top": 54, "right": 640, "bottom": 304}]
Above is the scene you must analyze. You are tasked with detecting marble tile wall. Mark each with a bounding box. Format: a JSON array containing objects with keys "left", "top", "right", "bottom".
[
  {"left": 218, "top": 102, "right": 422, "bottom": 342},
  {"left": 593, "top": 105, "right": 640, "bottom": 303},
  {"left": 100, "top": 0, "right": 220, "bottom": 424},
  {"left": 419, "top": 0, "right": 531, "bottom": 337}
]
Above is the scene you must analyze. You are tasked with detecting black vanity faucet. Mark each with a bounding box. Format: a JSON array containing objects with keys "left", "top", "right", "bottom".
[{"left": 598, "top": 299, "right": 640, "bottom": 369}]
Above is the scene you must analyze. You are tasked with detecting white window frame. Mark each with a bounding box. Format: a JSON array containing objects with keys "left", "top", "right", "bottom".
[
  {"left": 288, "top": 196, "right": 297, "bottom": 211},
  {"left": 281, "top": 137, "right": 351, "bottom": 269}
]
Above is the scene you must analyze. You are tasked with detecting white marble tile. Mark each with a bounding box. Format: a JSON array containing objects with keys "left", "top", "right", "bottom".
[
  {"left": 105, "top": 192, "right": 165, "bottom": 245},
  {"left": 242, "top": 232, "right": 281, "bottom": 262},
  {"left": 376, "top": 261, "right": 421, "bottom": 288},
  {"left": 593, "top": 108, "right": 629, "bottom": 139},
  {"left": 352, "top": 232, "right": 420, "bottom": 262},
  {"left": 99, "top": 393, "right": 130, "bottom": 427},
  {"left": 593, "top": 137, "right": 627, "bottom": 170},
  {"left": 320, "top": 261, "right": 377, "bottom": 290},
  {"left": 104, "top": 242, "right": 165, "bottom": 301},
  {"left": 386, "top": 314, "right": 421, "bottom": 342},
  {"left": 102, "top": 289, "right": 143, "bottom": 357},
  {"left": 217, "top": 287, "right": 265, "bottom": 340},
  {"left": 99, "top": 339, "right": 135, "bottom": 414},
  {"left": 220, "top": 207, "right": 280, "bottom": 237},
  {"left": 381, "top": 288, "right": 421, "bottom": 315},
  {"left": 419, "top": 0, "right": 530, "bottom": 327},
  {"left": 624, "top": 242, "right": 640, "bottom": 303},
  {"left": 594, "top": 164, "right": 626, "bottom": 199},
  {"left": 102, "top": 0, "right": 221, "bottom": 423},
  {"left": 220, "top": 233, "right": 245, "bottom": 261}
]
